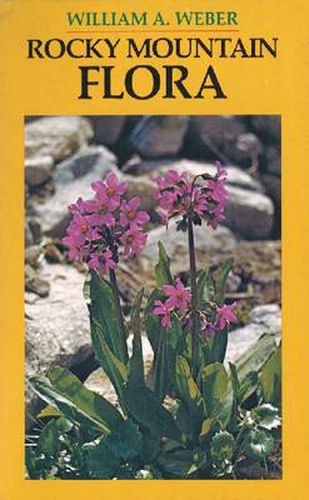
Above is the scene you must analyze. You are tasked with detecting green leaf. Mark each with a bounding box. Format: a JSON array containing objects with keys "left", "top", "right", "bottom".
[
  {"left": 91, "top": 319, "right": 128, "bottom": 402},
  {"left": 229, "top": 362, "right": 241, "bottom": 403},
  {"left": 155, "top": 241, "right": 173, "bottom": 286},
  {"left": 86, "top": 441, "right": 121, "bottom": 479},
  {"left": 36, "top": 405, "right": 62, "bottom": 419},
  {"left": 55, "top": 416, "right": 74, "bottom": 433},
  {"left": 235, "top": 334, "right": 277, "bottom": 382},
  {"left": 106, "top": 419, "right": 143, "bottom": 460},
  {"left": 175, "top": 356, "right": 205, "bottom": 431},
  {"left": 25, "top": 448, "right": 43, "bottom": 479},
  {"left": 37, "top": 417, "right": 73, "bottom": 456},
  {"left": 144, "top": 289, "right": 163, "bottom": 354},
  {"left": 260, "top": 347, "right": 281, "bottom": 405},
  {"left": 244, "top": 429, "right": 274, "bottom": 461},
  {"left": 156, "top": 315, "right": 183, "bottom": 401},
  {"left": 212, "top": 258, "right": 233, "bottom": 305},
  {"left": 158, "top": 447, "right": 202, "bottom": 478},
  {"left": 239, "top": 371, "right": 259, "bottom": 403},
  {"left": 251, "top": 404, "right": 281, "bottom": 430},
  {"left": 139, "top": 432, "right": 161, "bottom": 463},
  {"left": 123, "top": 382, "right": 181, "bottom": 442},
  {"left": 206, "top": 327, "right": 228, "bottom": 364},
  {"left": 199, "top": 418, "right": 212, "bottom": 439},
  {"left": 227, "top": 362, "right": 241, "bottom": 432},
  {"left": 211, "top": 430, "right": 235, "bottom": 463},
  {"left": 145, "top": 290, "right": 183, "bottom": 400},
  {"left": 201, "top": 362, "right": 229, "bottom": 421},
  {"left": 37, "top": 419, "right": 60, "bottom": 456},
  {"left": 129, "top": 288, "right": 145, "bottom": 386},
  {"left": 33, "top": 366, "right": 123, "bottom": 436},
  {"left": 87, "top": 271, "right": 128, "bottom": 364},
  {"left": 175, "top": 403, "right": 194, "bottom": 440},
  {"left": 197, "top": 268, "right": 212, "bottom": 306}
]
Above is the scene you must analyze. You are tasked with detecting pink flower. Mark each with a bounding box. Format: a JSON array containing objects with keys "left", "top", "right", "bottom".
[
  {"left": 153, "top": 162, "right": 229, "bottom": 231},
  {"left": 92, "top": 171, "right": 128, "bottom": 205},
  {"left": 153, "top": 278, "right": 192, "bottom": 329},
  {"left": 162, "top": 277, "right": 192, "bottom": 313},
  {"left": 86, "top": 211, "right": 116, "bottom": 227},
  {"left": 120, "top": 225, "right": 148, "bottom": 258},
  {"left": 69, "top": 198, "right": 95, "bottom": 215},
  {"left": 62, "top": 213, "right": 100, "bottom": 258},
  {"left": 63, "top": 172, "right": 150, "bottom": 276},
  {"left": 157, "top": 209, "right": 169, "bottom": 226},
  {"left": 191, "top": 188, "right": 208, "bottom": 216},
  {"left": 154, "top": 170, "right": 187, "bottom": 192},
  {"left": 215, "top": 303, "right": 237, "bottom": 330},
  {"left": 88, "top": 249, "right": 117, "bottom": 275},
  {"left": 205, "top": 162, "right": 229, "bottom": 229},
  {"left": 120, "top": 197, "right": 150, "bottom": 228},
  {"left": 153, "top": 297, "right": 176, "bottom": 328},
  {"left": 201, "top": 323, "right": 216, "bottom": 339}
]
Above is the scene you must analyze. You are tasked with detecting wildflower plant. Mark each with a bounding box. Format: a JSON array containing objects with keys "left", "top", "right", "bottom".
[{"left": 29, "top": 166, "right": 281, "bottom": 480}]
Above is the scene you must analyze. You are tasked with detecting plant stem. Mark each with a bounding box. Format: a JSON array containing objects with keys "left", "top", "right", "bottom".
[
  {"left": 153, "top": 331, "right": 164, "bottom": 393},
  {"left": 263, "top": 452, "right": 269, "bottom": 478},
  {"left": 109, "top": 268, "right": 128, "bottom": 362},
  {"left": 188, "top": 216, "right": 199, "bottom": 378}
]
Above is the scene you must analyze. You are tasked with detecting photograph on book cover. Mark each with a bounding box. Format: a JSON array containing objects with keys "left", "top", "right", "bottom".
[{"left": 25, "top": 115, "right": 281, "bottom": 480}]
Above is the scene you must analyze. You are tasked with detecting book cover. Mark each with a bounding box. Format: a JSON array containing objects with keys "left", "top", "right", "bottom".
[{"left": 0, "top": 0, "right": 307, "bottom": 498}]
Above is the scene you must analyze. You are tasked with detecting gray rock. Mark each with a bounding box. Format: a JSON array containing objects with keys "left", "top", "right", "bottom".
[
  {"left": 27, "top": 218, "right": 42, "bottom": 245},
  {"left": 35, "top": 147, "right": 118, "bottom": 237},
  {"left": 226, "top": 272, "right": 242, "bottom": 293},
  {"left": 124, "top": 174, "right": 158, "bottom": 216},
  {"left": 44, "top": 243, "right": 65, "bottom": 264},
  {"left": 25, "top": 221, "right": 34, "bottom": 247},
  {"left": 265, "top": 145, "right": 281, "bottom": 175},
  {"left": 189, "top": 115, "right": 247, "bottom": 160},
  {"left": 251, "top": 116, "right": 281, "bottom": 143},
  {"left": 225, "top": 185, "right": 274, "bottom": 239},
  {"left": 84, "top": 368, "right": 117, "bottom": 407},
  {"left": 226, "top": 304, "right": 281, "bottom": 363},
  {"left": 26, "top": 263, "right": 92, "bottom": 426},
  {"left": 233, "top": 133, "right": 262, "bottom": 164},
  {"left": 25, "top": 156, "right": 54, "bottom": 187},
  {"left": 25, "top": 264, "right": 50, "bottom": 297},
  {"left": 250, "top": 304, "right": 281, "bottom": 334},
  {"left": 25, "top": 116, "right": 93, "bottom": 162},
  {"left": 261, "top": 174, "right": 281, "bottom": 205},
  {"left": 129, "top": 116, "right": 189, "bottom": 158},
  {"left": 86, "top": 116, "right": 126, "bottom": 145},
  {"left": 54, "top": 145, "right": 116, "bottom": 184},
  {"left": 25, "top": 246, "right": 42, "bottom": 268}
]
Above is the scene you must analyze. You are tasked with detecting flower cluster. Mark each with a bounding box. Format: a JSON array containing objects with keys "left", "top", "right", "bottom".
[
  {"left": 153, "top": 277, "right": 237, "bottom": 337},
  {"left": 154, "top": 162, "right": 229, "bottom": 230},
  {"left": 153, "top": 278, "right": 192, "bottom": 328},
  {"left": 199, "top": 303, "right": 238, "bottom": 338},
  {"left": 62, "top": 172, "right": 150, "bottom": 276}
]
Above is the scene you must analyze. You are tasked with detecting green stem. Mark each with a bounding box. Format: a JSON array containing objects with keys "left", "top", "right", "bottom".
[
  {"left": 263, "top": 452, "right": 269, "bottom": 478},
  {"left": 153, "top": 331, "right": 164, "bottom": 393},
  {"left": 188, "top": 216, "right": 199, "bottom": 379},
  {"left": 109, "top": 268, "right": 128, "bottom": 362}
]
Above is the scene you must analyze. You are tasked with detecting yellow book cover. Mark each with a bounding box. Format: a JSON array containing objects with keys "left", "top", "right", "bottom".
[{"left": 0, "top": 0, "right": 308, "bottom": 498}]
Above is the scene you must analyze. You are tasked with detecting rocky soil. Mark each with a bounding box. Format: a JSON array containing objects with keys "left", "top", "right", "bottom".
[{"left": 24, "top": 115, "right": 281, "bottom": 428}]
